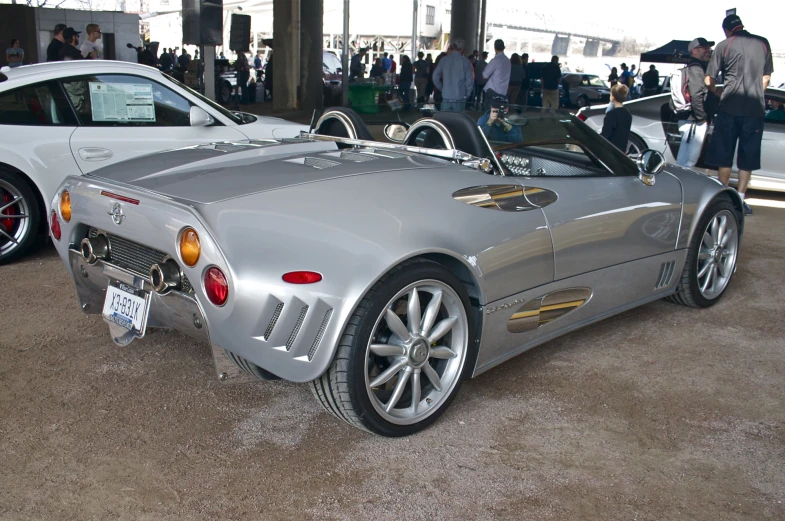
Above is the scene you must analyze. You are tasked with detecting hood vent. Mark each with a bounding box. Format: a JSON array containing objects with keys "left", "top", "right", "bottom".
[
  {"left": 338, "top": 151, "right": 378, "bottom": 162},
  {"left": 284, "top": 157, "right": 340, "bottom": 169}
]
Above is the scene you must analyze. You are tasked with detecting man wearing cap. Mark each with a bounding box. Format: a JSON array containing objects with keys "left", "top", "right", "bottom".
[
  {"left": 676, "top": 38, "right": 717, "bottom": 168},
  {"left": 482, "top": 39, "right": 511, "bottom": 110},
  {"left": 59, "top": 28, "right": 84, "bottom": 61},
  {"left": 46, "top": 24, "right": 67, "bottom": 62},
  {"left": 705, "top": 14, "right": 773, "bottom": 214}
]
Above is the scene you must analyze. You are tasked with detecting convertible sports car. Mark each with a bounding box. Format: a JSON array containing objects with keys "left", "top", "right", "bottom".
[
  {"left": 577, "top": 87, "right": 785, "bottom": 192},
  {"left": 0, "top": 61, "right": 307, "bottom": 264},
  {"left": 50, "top": 107, "right": 743, "bottom": 436}
]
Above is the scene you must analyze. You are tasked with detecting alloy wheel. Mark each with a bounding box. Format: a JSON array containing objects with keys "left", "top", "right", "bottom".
[
  {"left": 0, "top": 179, "right": 31, "bottom": 258},
  {"left": 364, "top": 280, "right": 468, "bottom": 425},
  {"left": 696, "top": 209, "right": 739, "bottom": 300}
]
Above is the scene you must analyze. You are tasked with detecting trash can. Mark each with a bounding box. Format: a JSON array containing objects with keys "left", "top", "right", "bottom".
[{"left": 348, "top": 83, "right": 378, "bottom": 114}]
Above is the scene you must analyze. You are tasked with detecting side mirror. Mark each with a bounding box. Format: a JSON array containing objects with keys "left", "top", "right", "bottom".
[
  {"left": 384, "top": 123, "right": 407, "bottom": 143},
  {"left": 190, "top": 105, "right": 215, "bottom": 127},
  {"left": 636, "top": 149, "right": 666, "bottom": 186}
]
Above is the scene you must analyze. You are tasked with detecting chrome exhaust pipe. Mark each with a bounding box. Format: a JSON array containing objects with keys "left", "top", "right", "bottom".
[
  {"left": 80, "top": 235, "right": 109, "bottom": 264},
  {"left": 150, "top": 260, "right": 182, "bottom": 294}
]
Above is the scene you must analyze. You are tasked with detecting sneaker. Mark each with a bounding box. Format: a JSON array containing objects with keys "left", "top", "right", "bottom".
[{"left": 743, "top": 202, "right": 753, "bottom": 215}]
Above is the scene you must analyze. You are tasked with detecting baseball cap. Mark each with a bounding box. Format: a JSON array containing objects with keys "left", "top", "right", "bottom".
[
  {"left": 722, "top": 14, "right": 743, "bottom": 32},
  {"left": 63, "top": 27, "right": 81, "bottom": 40},
  {"left": 688, "top": 37, "right": 715, "bottom": 51}
]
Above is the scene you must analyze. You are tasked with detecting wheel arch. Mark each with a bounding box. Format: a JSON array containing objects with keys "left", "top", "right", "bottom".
[{"left": 0, "top": 161, "right": 48, "bottom": 234}]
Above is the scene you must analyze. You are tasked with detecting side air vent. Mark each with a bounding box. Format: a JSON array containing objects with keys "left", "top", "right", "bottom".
[
  {"left": 367, "top": 150, "right": 410, "bottom": 159},
  {"left": 303, "top": 157, "right": 340, "bottom": 169},
  {"left": 285, "top": 305, "right": 309, "bottom": 351},
  {"left": 339, "top": 151, "right": 377, "bottom": 162},
  {"left": 655, "top": 261, "right": 676, "bottom": 289},
  {"left": 264, "top": 303, "right": 285, "bottom": 340},
  {"left": 308, "top": 309, "right": 334, "bottom": 361}
]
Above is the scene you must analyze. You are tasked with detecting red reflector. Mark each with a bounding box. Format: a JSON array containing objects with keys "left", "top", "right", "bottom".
[
  {"left": 577, "top": 112, "right": 587, "bottom": 122},
  {"left": 50, "top": 210, "right": 61, "bottom": 241},
  {"left": 204, "top": 267, "right": 229, "bottom": 306},
  {"left": 282, "top": 271, "right": 322, "bottom": 284},
  {"left": 101, "top": 190, "right": 140, "bottom": 205}
]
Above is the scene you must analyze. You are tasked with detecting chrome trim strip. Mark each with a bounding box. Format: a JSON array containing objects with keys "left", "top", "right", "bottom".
[
  {"left": 403, "top": 119, "right": 456, "bottom": 150},
  {"left": 299, "top": 132, "right": 475, "bottom": 162}
]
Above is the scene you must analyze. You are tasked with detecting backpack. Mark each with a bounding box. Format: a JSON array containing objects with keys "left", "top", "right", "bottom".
[{"left": 670, "top": 66, "right": 691, "bottom": 115}]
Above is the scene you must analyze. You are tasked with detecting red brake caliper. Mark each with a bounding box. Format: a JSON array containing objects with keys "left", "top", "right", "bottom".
[{"left": 1, "top": 191, "right": 15, "bottom": 234}]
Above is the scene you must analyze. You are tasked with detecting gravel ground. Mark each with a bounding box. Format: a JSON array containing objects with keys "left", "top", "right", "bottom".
[{"left": 1, "top": 192, "right": 784, "bottom": 521}]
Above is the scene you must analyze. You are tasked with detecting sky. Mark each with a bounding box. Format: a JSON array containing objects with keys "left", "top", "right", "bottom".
[{"left": 487, "top": 0, "right": 784, "bottom": 52}]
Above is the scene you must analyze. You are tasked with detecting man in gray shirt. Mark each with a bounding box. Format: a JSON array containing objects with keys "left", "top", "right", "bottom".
[
  {"left": 432, "top": 38, "right": 474, "bottom": 112},
  {"left": 705, "top": 14, "right": 773, "bottom": 214}
]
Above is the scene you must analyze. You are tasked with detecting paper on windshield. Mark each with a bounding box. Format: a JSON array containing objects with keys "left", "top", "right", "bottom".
[{"left": 89, "top": 82, "right": 156, "bottom": 122}]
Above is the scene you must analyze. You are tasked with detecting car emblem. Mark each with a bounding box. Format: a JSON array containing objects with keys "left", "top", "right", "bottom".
[{"left": 108, "top": 203, "right": 125, "bottom": 225}]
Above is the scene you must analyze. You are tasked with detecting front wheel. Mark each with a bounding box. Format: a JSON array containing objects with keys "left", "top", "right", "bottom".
[
  {"left": 577, "top": 95, "right": 590, "bottom": 108},
  {"left": 668, "top": 199, "right": 740, "bottom": 308},
  {"left": 310, "top": 260, "right": 475, "bottom": 436},
  {"left": 0, "top": 169, "right": 41, "bottom": 265}
]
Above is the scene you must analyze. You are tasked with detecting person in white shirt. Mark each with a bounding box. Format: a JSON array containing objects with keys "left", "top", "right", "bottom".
[
  {"left": 482, "top": 39, "right": 511, "bottom": 110},
  {"left": 79, "top": 24, "right": 101, "bottom": 59}
]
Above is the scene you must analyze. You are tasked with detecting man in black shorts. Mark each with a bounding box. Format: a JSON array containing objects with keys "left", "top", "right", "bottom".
[{"left": 705, "top": 14, "right": 773, "bottom": 215}]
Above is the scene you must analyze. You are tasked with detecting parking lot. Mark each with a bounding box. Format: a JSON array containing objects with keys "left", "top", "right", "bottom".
[{"left": 1, "top": 192, "right": 784, "bottom": 521}]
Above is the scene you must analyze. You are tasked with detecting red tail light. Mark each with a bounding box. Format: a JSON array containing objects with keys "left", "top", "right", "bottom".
[
  {"left": 282, "top": 271, "right": 322, "bottom": 284},
  {"left": 577, "top": 112, "right": 587, "bottom": 122},
  {"left": 50, "top": 210, "right": 61, "bottom": 241},
  {"left": 204, "top": 267, "right": 228, "bottom": 306}
]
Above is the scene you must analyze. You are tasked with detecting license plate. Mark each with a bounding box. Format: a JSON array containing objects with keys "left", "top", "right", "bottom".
[{"left": 102, "top": 283, "right": 149, "bottom": 334}]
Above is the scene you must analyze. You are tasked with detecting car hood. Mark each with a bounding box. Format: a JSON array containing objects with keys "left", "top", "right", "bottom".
[{"left": 87, "top": 139, "right": 448, "bottom": 204}]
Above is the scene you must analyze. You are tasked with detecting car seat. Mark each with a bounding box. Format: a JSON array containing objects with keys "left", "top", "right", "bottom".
[{"left": 432, "top": 111, "right": 494, "bottom": 159}]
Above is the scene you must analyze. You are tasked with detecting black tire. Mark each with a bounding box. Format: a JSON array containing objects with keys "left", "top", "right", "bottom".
[
  {"left": 668, "top": 199, "right": 741, "bottom": 308},
  {"left": 577, "top": 95, "right": 590, "bottom": 108},
  {"left": 310, "top": 259, "right": 476, "bottom": 437},
  {"left": 626, "top": 134, "right": 647, "bottom": 157},
  {"left": 223, "top": 349, "right": 281, "bottom": 380},
  {"left": 0, "top": 168, "right": 41, "bottom": 265}
]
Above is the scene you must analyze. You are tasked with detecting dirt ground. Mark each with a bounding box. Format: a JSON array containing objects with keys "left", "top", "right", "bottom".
[{"left": 1, "top": 192, "right": 784, "bottom": 521}]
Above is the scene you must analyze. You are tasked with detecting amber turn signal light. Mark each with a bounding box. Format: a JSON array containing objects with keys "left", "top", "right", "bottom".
[
  {"left": 179, "top": 227, "right": 201, "bottom": 267},
  {"left": 60, "top": 191, "right": 71, "bottom": 222}
]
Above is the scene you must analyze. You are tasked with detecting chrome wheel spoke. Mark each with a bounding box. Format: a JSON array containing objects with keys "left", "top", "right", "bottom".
[
  {"left": 427, "top": 316, "right": 457, "bottom": 344},
  {"left": 698, "top": 250, "right": 712, "bottom": 261},
  {"left": 407, "top": 288, "right": 422, "bottom": 336},
  {"left": 384, "top": 308, "right": 411, "bottom": 342},
  {"left": 430, "top": 346, "right": 457, "bottom": 359},
  {"left": 720, "top": 231, "right": 732, "bottom": 248},
  {"left": 698, "top": 261, "right": 712, "bottom": 279},
  {"left": 369, "top": 358, "right": 408, "bottom": 389},
  {"left": 0, "top": 213, "right": 26, "bottom": 220},
  {"left": 422, "top": 363, "right": 442, "bottom": 392},
  {"left": 384, "top": 368, "right": 411, "bottom": 412},
  {"left": 710, "top": 217, "right": 719, "bottom": 245},
  {"left": 420, "top": 289, "right": 442, "bottom": 337},
  {"left": 370, "top": 343, "right": 406, "bottom": 357},
  {"left": 409, "top": 370, "right": 421, "bottom": 414},
  {"left": 701, "top": 264, "right": 714, "bottom": 292},
  {"left": 0, "top": 228, "right": 19, "bottom": 244},
  {"left": 702, "top": 231, "right": 714, "bottom": 249},
  {"left": 717, "top": 217, "right": 727, "bottom": 249},
  {"left": 0, "top": 196, "right": 21, "bottom": 213},
  {"left": 718, "top": 258, "right": 731, "bottom": 277}
]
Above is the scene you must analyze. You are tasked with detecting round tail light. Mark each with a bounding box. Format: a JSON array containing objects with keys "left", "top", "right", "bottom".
[
  {"left": 60, "top": 190, "right": 71, "bottom": 222},
  {"left": 204, "top": 266, "right": 228, "bottom": 306},
  {"left": 179, "top": 227, "right": 201, "bottom": 267},
  {"left": 50, "top": 210, "right": 61, "bottom": 241}
]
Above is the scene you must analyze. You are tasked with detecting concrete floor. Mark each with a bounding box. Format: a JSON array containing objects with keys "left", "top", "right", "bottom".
[{"left": 1, "top": 192, "right": 784, "bottom": 521}]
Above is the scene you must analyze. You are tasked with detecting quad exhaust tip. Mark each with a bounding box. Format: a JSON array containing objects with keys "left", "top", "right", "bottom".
[
  {"left": 150, "top": 259, "right": 182, "bottom": 294},
  {"left": 80, "top": 235, "right": 109, "bottom": 264}
]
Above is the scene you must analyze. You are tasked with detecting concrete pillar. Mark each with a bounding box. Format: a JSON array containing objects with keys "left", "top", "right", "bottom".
[
  {"left": 551, "top": 35, "right": 570, "bottom": 57},
  {"left": 583, "top": 39, "right": 600, "bottom": 57},
  {"left": 450, "top": 0, "right": 480, "bottom": 54},
  {"left": 273, "top": 0, "right": 299, "bottom": 111},
  {"left": 299, "top": 0, "right": 323, "bottom": 112}
]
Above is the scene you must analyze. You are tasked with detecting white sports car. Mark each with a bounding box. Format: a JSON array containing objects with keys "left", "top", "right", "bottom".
[{"left": 0, "top": 61, "right": 307, "bottom": 264}]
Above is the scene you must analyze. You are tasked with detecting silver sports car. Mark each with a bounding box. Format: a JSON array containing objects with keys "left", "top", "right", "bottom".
[
  {"left": 50, "top": 107, "right": 744, "bottom": 436},
  {"left": 578, "top": 87, "right": 785, "bottom": 192}
]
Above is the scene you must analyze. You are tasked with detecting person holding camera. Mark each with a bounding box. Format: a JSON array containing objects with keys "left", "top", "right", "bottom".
[{"left": 477, "top": 96, "right": 523, "bottom": 143}]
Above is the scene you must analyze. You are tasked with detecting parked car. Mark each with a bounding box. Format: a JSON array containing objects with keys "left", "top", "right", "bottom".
[
  {"left": 0, "top": 60, "right": 307, "bottom": 263},
  {"left": 50, "top": 107, "right": 743, "bottom": 436},
  {"left": 577, "top": 87, "right": 785, "bottom": 192},
  {"left": 323, "top": 50, "right": 343, "bottom": 106},
  {"left": 560, "top": 73, "right": 611, "bottom": 108}
]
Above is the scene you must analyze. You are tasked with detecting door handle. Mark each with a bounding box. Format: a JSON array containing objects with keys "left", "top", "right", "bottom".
[{"left": 78, "top": 148, "right": 114, "bottom": 161}]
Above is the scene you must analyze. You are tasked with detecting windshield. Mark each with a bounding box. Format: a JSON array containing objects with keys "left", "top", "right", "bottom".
[
  {"left": 160, "top": 73, "right": 244, "bottom": 125},
  {"left": 586, "top": 76, "right": 607, "bottom": 88}
]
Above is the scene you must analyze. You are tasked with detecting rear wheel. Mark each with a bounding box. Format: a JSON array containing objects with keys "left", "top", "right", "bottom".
[
  {"left": 0, "top": 169, "right": 40, "bottom": 265},
  {"left": 668, "top": 199, "right": 740, "bottom": 308},
  {"left": 577, "top": 95, "right": 590, "bottom": 108},
  {"left": 626, "top": 134, "right": 646, "bottom": 158},
  {"left": 310, "top": 260, "right": 475, "bottom": 436}
]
